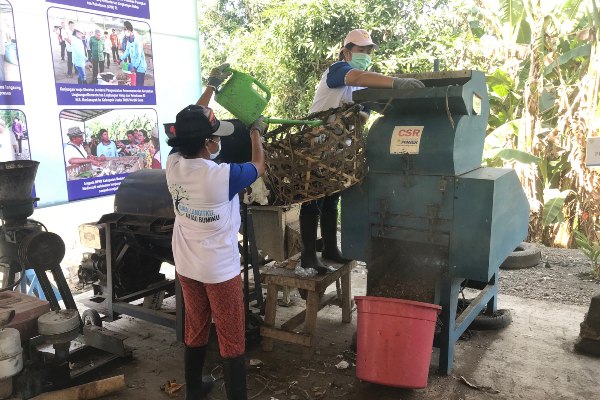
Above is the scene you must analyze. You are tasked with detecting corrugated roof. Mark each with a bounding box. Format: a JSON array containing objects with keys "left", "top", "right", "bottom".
[{"left": 59, "top": 109, "right": 112, "bottom": 122}]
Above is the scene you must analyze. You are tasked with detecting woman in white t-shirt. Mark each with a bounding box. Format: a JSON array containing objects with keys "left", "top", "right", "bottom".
[{"left": 166, "top": 104, "right": 266, "bottom": 400}]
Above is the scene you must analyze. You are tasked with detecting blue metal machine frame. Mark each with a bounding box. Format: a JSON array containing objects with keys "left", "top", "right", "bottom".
[{"left": 341, "top": 71, "right": 529, "bottom": 374}]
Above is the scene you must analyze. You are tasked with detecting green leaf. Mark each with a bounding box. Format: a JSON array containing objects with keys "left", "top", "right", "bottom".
[
  {"left": 487, "top": 119, "right": 520, "bottom": 142},
  {"left": 541, "top": 189, "right": 572, "bottom": 226},
  {"left": 544, "top": 43, "right": 592, "bottom": 76},
  {"left": 563, "top": 0, "right": 585, "bottom": 21},
  {"left": 515, "top": 18, "right": 531, "bottom": 44},
  {"left": 496, "top": 148, "right": 541, "bottom": 164},
  {"left": 540, "top": 89, "right": 556, "bottom": 113},
  {"left": 574, "top": 232, "right": 592, "bottom": 251},
  {"left": 500, "top": 0, "right": 525, "bottom": 28},
  {"left": 469, "top": 20, "right": 485, "bottom": 38},
  {"left": 487, "top": 70, "right": 514, "bottom": 97}
]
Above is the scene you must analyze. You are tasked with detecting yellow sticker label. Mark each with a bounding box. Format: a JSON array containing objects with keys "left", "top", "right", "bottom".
[{"left": 390, "top": 126, "right": 424, "bottom": 155}]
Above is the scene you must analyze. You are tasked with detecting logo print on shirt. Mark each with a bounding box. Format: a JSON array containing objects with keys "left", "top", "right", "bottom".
[
  {"left": 168, "top": 184, "right": 221, "bottom": 223},
  {"left": 168, "top": 184, "right": 189, "bottom": 216}
]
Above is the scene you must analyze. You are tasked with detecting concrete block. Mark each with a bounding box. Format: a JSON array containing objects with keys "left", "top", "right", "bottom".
[
  {"left": 583, "top": 294, "right": 600, "bottom": 329},
  {"left": 575, "top": 294, "right": 600, "bottom": 357}
]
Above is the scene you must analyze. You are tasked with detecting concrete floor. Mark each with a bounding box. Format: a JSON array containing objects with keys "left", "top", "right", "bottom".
[{"left": 69, "top": 266, "right": 599, "bottom": 400}]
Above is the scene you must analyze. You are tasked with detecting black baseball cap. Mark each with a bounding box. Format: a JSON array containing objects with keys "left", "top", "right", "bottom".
[{"left": 173, "top": 105, "right": 234, "bottom": 141}]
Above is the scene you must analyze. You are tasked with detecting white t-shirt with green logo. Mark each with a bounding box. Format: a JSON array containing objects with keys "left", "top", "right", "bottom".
[{"left": 166, "top": 153, "right": 241, "bottom": 284}]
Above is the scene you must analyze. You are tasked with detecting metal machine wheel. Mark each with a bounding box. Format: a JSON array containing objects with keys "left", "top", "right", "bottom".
[{"left": 82, "top": 309, "right": 102, "bottom": 327}]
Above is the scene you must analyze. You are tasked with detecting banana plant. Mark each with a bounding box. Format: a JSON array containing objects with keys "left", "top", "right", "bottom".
[
  {"left": 541, "top": 188, "right": 573, "bottom": 225},
  {"left": 475, "top": 0, "right": 595, "bottom": 244},
  {"left": 573, "top": 223, "right": 600, "bottom": 278}
]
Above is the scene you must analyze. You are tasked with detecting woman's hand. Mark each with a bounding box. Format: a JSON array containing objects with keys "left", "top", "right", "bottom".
[
  {"left": 393, "top": 77, "right": 425, "bottom": 89},
  {"left": 207, "top": 63, "right": 231, "bottom": 90},
  {"left": 250, "top": 116, "right": 268, "bottom": 136}
]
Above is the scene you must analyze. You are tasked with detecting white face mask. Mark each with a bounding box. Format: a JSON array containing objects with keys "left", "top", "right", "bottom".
[{"left": 208, "top": 140, "right": 221, "bottom": 160}]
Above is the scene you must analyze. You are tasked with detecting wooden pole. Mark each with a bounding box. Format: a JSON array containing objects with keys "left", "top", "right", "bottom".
[{"left": 29, "top": 375, "right": 125, "bottom": 400}]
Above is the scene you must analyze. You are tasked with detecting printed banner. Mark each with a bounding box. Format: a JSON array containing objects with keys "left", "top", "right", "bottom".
[
  {"left": 47, "top": 0, "right": 150, "bottom": 19},
  {"left": 0, "top": 2, "right": 24, "bottom": 105},
  {"left": 2, "top": 0, "right": 201, "bottom": 206}
]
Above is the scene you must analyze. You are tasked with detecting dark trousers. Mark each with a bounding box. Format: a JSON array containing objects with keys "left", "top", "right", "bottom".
[
  {"left": 67, "top": 51, "right": 73, "bottom": 75},
  {"left": 300, "top": 193, "right": 340, "bottom": 217},
  {"left": 135, "top": 71, "right": 145, "bottom": 86},
  {"left": 104, "top": 52, "right": 110, "bottom": 68},
  {"left": 91, "top": 58, "right": 104, "bottom": 84},
  {"left": 111, "top": 46, "right": 118, "bottom": 61},
  {"left": 60, "top": 41, "right": 66, "bottom": 60},
  {"left": 14, "top": 135, "right": 22, "bottom": 153}
]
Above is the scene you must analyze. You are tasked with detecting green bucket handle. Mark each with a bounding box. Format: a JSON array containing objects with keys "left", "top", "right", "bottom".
[{"left": 224, "top": 67, "right": 272, "bottom": 103}]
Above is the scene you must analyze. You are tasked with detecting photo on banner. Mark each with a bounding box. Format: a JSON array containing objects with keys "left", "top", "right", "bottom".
[
  {"left": 59, "top": 108, "right": 160, "bottom": 201},
  {"left": 47, "top": 7, "right": 155, "bottom": 106},
  {"left": 0, "top": 0, "right": 24, "bottom": 105},
  {"left": 0, "top": 109, "right": 29, "bottom": 162}
]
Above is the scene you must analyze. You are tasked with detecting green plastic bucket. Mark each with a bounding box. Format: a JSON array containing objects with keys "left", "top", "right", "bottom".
[{"left": 215, "top": 68, "right": 271, "bottom": 126}]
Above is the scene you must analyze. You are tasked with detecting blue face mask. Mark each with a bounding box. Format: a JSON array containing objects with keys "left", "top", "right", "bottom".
[
  {"left": 208, "top": 140, "right": 221, "bottom": 160},
  {"left": 348, "top": 53, "right": 372, "bottom": 71}
]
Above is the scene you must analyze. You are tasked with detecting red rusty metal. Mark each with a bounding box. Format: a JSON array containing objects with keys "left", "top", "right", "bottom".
[{"left": 0, "top": 291, "right": 51, "bottom": 340}]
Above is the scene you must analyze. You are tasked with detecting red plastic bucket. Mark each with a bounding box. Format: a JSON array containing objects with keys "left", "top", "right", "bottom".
[
  {"left": 130, "top": 71, "right": 137, "bottom": 86},
  {"left": 355, "top": 296, "right": 442, "bottom": 388}
]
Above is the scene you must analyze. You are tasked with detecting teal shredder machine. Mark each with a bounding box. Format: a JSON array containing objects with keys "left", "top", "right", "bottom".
[{"left": 341, "top": 70, "right": 530, "bottom": 374}]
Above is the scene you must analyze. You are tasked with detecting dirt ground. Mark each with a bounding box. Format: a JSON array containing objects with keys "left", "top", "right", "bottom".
[
  {"left": 66, "top": 244, "right": 600, "bottom": 400},
  {"left": 499, "top": 245, "right": 599, "bottom": 306}
]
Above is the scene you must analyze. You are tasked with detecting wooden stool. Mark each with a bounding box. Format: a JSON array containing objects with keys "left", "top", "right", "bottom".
[{"left": 260, "top": 254, "right": 355, "bottom": 359}]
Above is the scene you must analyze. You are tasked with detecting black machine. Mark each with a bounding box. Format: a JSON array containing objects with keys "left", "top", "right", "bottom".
[
  {"left": 77, "top": 169, "right": 264, "bottom": 342},
  {"left": 0, "top": 161, "right": 73, "bottom": 310},
  {"left": 0, "top": 160, "right": 129, "bottom": 399}
]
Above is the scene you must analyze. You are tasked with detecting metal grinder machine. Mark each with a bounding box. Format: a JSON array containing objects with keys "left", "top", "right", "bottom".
[
  {"left": 0, "top": 161, "right": 129, "bottom": 399},
  {"left": 77, "top": 169, "right": 264, "bottom": 342},
  {"left": 341, "top": 70, "right": 529, "bottom": 374}
]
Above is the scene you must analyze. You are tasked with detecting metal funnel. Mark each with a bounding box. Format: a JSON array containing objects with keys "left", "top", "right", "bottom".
[{"left": 0, "top": 160, "right": 40, "bottom": 221}]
